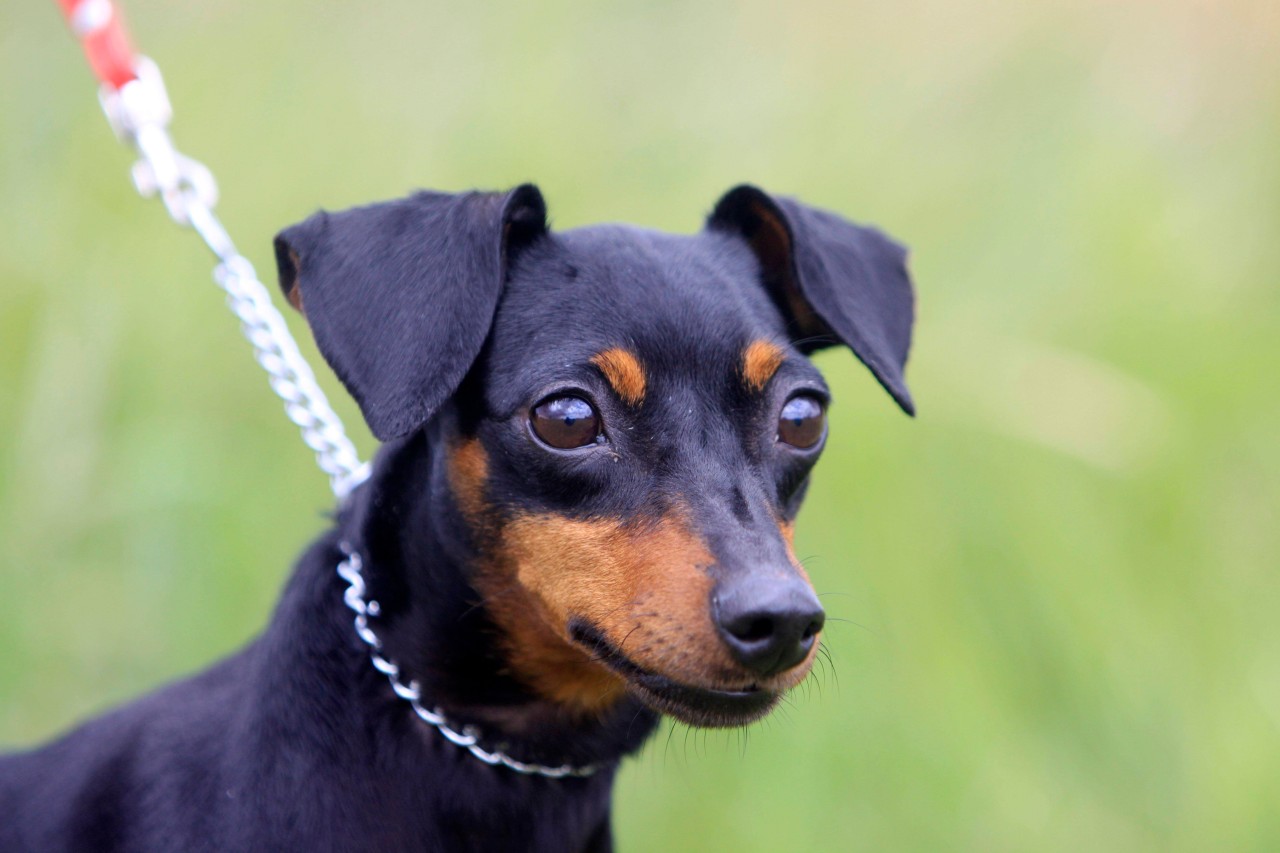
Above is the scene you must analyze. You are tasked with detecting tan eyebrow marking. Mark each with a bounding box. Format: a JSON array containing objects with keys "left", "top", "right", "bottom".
[
  {"left": 591, "top": 347, "right": 646, "bottom": 406},
  {"left": 742, "top": 340, "right": 786, "bottom": 391}
]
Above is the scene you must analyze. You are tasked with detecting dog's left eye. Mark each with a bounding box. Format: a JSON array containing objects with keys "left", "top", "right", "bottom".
[{"left": 530, "top": 395, "right": 603, "bottom": 449}]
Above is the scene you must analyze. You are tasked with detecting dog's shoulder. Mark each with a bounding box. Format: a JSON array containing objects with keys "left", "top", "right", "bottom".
[{"left": 0, "top": 647, "right": 257, "bottom": 852}]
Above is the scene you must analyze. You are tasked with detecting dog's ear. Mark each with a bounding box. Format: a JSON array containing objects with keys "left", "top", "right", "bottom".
[
  {"left": 708, "top": 185, "right": 916, "bottom": 415},
  {"left": 273, "top": 185, "right": 547, "bottom": 440}
]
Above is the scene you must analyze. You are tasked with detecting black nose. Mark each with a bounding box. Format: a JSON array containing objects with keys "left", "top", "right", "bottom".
[{"left": 713, "top": 576, "right": 825, "bottom": 678}]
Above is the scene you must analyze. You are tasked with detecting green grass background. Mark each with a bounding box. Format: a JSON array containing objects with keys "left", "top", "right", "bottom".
[{"left": 3, "top": 1, "right": 1279, "bottom": 849}]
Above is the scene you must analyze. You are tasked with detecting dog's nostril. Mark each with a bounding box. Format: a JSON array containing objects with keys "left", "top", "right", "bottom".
[
  {"left": 733, "top": 616, "right": 775, "bottom": 644},
  {"left": 804, "top": 609, "right": 825, "bottom": 640}
]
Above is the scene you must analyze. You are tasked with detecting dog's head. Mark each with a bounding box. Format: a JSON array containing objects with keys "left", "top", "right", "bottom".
[{"left": 275, "top": 185, "right": 914, "bottom": 727}]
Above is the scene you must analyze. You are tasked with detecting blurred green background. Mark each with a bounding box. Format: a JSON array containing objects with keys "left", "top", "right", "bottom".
[{"left": 3, "top": 1, "right": 1279, "bottom": 849}]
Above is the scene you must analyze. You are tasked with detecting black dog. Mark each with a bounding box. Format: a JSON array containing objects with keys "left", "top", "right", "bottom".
[{"left": 0, "top": 185, "right": 914, "bottom": 851}]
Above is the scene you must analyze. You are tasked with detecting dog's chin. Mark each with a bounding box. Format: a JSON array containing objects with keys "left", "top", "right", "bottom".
[{"left": 568, "top": 621, "right": 781, "bottom": 728}]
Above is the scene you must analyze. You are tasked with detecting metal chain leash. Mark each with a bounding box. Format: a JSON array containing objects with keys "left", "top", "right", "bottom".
[
  {"left": 56, "top": 0, "right": 366, "bottom": 499},
  {"left": 93, "top": 54, "right": 370, "bottom": 500}
]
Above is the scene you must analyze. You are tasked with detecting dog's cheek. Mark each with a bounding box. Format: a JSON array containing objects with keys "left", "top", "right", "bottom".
[
  {"left": 445, "top": 440, "right": 624, "bottom": 713},
  {"left": 502, "top": 514, "right": 740, "bottom": 689},
  {"left": 477, "top": 572, "right": 629, "bottom": 715},
  {"left": 471, "top": 510, "right": 746, "bottom": 711},
  {"left": 503, "top": 514, "right": 637, "bottom": 628},
  {"left": 471, "top": 514, "right": 627, "bottom": 714}
]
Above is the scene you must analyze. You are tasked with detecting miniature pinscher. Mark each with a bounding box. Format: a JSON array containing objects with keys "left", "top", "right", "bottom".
[{"left": 0, "top": 184, "right": 915, "bottom": 851}]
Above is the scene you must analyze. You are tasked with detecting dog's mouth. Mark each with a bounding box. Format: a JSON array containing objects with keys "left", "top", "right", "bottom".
[{"left": 568, "top": 620, "right": 779, "bottom": 727}]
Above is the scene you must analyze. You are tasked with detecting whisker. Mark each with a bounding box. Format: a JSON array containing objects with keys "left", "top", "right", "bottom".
[
  {"left": 818, "top": 642, "right": 839, "bottom": 692},
  {"left": 662, "top": 718, "right": 680, "bottom": 768},
  {"left": 822, "top": 616, "right": 877, "bottom": 636},
  {"left": 789, "top": 333, "right": 839, "bottom": 349}
]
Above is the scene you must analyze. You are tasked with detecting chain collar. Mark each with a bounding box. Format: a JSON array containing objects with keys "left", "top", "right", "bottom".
[{"left": 335, "top": 542, "right": 601, "bottom": 779}]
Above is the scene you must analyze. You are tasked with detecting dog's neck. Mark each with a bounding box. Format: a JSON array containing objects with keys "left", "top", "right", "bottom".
[{"left": 296, "top": 428, "right": 658, "bottom": 772}]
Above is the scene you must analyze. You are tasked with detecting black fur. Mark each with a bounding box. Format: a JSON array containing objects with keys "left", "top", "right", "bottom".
[
  {"left": 273, "top": 186, "right": 548, "bottom": 440},
  {"left": 0, "top": 185, "right": 915, "bottom": 851}
]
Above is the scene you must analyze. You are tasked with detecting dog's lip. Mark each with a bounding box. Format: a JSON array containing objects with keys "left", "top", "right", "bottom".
[{"left": 568, "top": 620, "right": 778, "bottom": 727}]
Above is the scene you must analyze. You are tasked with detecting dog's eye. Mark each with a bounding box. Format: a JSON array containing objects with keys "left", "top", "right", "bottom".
[
  {"left": 777, "top": 394, "right": 826, "bottom": 449},
  {"left": 531, "top": 395, "right": 603, "bottom": 449}
]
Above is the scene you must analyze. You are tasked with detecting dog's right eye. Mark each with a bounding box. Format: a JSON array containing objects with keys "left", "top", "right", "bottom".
[
  {"left": 530, "top": 395, "right": 603, "bottom": 449},
  {"left": 777, "top": 393, "right": 826, "bottom": 449}
]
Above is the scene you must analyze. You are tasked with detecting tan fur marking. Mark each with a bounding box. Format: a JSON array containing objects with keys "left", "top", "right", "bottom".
[
  {"left": 779, "top": 520, "right": 796, "bottom": 549},
  {"left": 591, "top": 348, "right": 646, "bottom": 406},
  {"left": 448, "top": 439, "right": 489, "bottom": 521},
  {"left": 742, "top": 340, "right": 786, "bottom": 391},
  {"left": 474, "top": 513, "right": 741, "bottom": 716},
  {"left": 778, "top": 520, "right": 811, "bottom": 583}
]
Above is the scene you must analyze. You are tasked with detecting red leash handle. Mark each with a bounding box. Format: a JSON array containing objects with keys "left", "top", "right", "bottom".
[{"left": 56, "top": 0, "right": 137, "bottom": 89}]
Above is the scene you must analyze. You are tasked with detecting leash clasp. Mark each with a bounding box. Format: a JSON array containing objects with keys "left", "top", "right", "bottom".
[{"left": 99, "top": 57, "right": 219, "bottom": 227}]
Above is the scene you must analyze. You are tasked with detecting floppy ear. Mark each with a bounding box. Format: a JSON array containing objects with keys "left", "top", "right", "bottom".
[
  {"left": 708, "top": 185, "right": 916, "bottom": 415},
  {"left": 274, "top": 185, "right": 547, "bottom": 440}
]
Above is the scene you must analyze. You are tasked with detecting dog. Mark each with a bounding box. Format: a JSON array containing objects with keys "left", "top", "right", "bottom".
[{"left": 0, "top": 184, "right": 915, "bottom": 852}]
